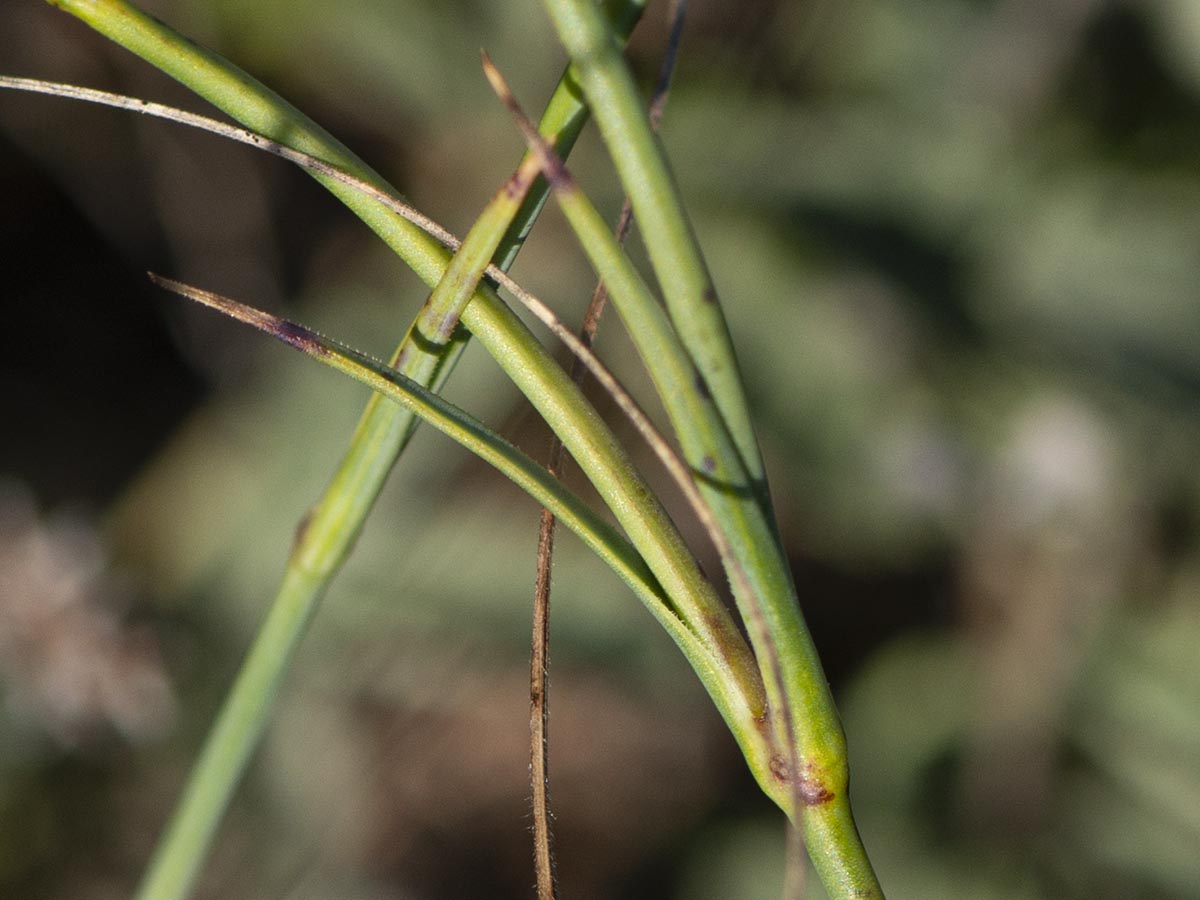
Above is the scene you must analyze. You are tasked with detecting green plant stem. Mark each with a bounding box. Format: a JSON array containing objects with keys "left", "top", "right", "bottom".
[
  {"left": 152, "top": 267, "right": 775, "bottom": 867},
  {"left": 139, "top": 270, "right": 713, "bottom": 900},
  {"left": 42, "top": 1, "right": 760, "bottom": 686},
  {"left": 484, "top": 58, "right": 803, "bottom": 797},
  {"left": 532, "top": 3, "right": 883, "bottom": 897},
  {"left": 505, "top": 113, "right": 830, "bottom": 794},
  {"left": 44, "top": 3, "right": 777, "bottom": 898},
  {"left": 537, "top": 0, "right": 765, "bottom": 489},
  {"left": 129, "top": 564, "right": 316, "bottom": 900},
  {"left": 516, "top": 0, "right": 820, "bottom": 783}
]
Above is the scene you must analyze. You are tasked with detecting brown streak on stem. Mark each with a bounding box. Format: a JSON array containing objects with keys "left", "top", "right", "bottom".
[
  {"left": 528, "top": 197, "right": 634, "bottom": 900},
  {"left": 530, "top": 502, "right": 559, "bottom": 900}
]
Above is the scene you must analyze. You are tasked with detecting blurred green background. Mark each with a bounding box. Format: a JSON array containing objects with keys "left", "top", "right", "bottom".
[{"left": 2, "top": 0, "right": 1199, "bottom": 898}]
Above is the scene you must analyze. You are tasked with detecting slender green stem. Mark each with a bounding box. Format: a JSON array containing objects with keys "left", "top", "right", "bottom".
[
  {"left": 42, "top": 0, "right": 879, "bottom": 896},
  {"left": 37, "top": 0, "right": 644, "bottom": 582},
  {"left": 136, "top": 272, "right": 748, "bottom": 900},
  {"left": 460, "top": 299, "right": 766, "bottom": 719},
  {"left": 130, "top": 564, "right": 322, "bottom": 900},
  {"left": 483, "top": 56, "right": 793, "bottom": 794},
  {"left": 487, "top": 44, "right": 845, "bottom": 812},
  {"left": 154, "top": 270, "right": 769, "bottom": 802},
  {"left": 531, "top": 4, "right": 882, "bottom": 896},
  {"left": 44, "top": 0, "right": 764, "bottom": 698},
  {"left": 44, "top": 5, "right": 777, "bottom": 899},
  {"left": 537, "top": 0, "right": 766, "bottom": 488}
]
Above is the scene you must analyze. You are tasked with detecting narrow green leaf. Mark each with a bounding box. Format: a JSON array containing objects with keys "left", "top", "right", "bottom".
[{"left": 149, "top": 274, "right": 678, "bottom": 629}]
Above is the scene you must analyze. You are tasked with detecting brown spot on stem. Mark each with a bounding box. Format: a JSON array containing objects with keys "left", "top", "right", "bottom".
[
  {"left": 797, "top": 760, "right": 836, "bottom": 806},
  {"left": 798, "top": 779, "right": 835, "bottom": 806},
  {"left": 503, "top": 171, "right": 527, "bottom": 200},
  {"left": 702, "top": 286, "right": 718, "bottom": 304},
  {"left": 769, "top": 755, "right": 836, "bottom": 806},
  {"left": 769, "top": 754, "right": 791, "bottom": 783},
  {"left": 291, "top": 508, "right": 315, "bottom": 554},
  {"left": 693, "top": 372, "right": 712, "bottom": 400},
  {"left": 274, "top": 319, "right": 330, "bottom": 357}
]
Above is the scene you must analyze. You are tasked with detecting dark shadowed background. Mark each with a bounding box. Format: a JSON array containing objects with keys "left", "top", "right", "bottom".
[{"left": 2, "top": 1, "right": 1199, "bottom": 898}]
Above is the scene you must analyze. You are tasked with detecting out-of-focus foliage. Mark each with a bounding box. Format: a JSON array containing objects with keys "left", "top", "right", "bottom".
[{"left": 0, "top": 0, "right": 1198, "bottom": 898}]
